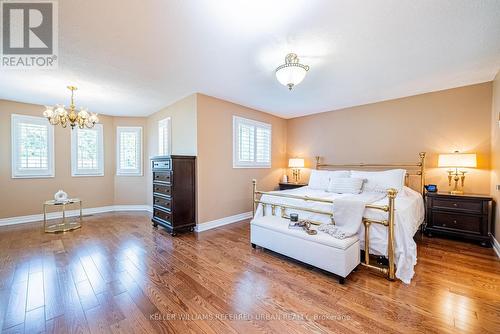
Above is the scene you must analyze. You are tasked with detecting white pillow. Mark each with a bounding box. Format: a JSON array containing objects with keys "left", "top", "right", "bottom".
[
  {"left": 308, "top": 170, "right": 350, "bottom": 190},
  {"left": 350, "top": 169, "right": 406, "bottom": 193},
  {"left": 327, "top": 177, "right": 364, "bottom": 194}
]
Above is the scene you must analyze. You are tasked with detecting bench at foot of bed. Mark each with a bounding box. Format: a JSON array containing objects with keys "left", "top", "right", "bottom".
[{"left": 250, "top": 216, "right": 360, "bottom": 284}]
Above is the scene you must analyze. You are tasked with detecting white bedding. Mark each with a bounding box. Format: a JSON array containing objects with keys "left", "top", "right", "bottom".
[{"left": 254, "top": 186, "right": 425, "bottom": 283}]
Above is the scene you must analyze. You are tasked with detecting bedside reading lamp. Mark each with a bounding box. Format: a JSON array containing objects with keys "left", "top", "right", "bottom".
[
  {"left": 438, "top": 151, "right": 477, "bottom": 195},
  {"left": 288, "top": 158, "right": 304, "bottom": 183}
]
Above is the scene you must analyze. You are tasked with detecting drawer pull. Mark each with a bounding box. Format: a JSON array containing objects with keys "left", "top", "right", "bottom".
[
  {"left": 453, "top": 220, "right": 457, "bottom": 224},
  {"left": 453, "top": 203, "right": 458, "bottom": 207},
  {"left": 442, "top": 223, "right": 446, "bottom": 227}
]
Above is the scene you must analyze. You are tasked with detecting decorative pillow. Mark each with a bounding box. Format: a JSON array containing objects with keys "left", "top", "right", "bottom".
[
  {"left": 350, "top": 169, "right": 406, "bottom": 193},
  {"left": 308, "top": 170, "right": 350, "bottom": 190},
  {"left": 327, "top": 177, "right": 365, "bottom": 194}
]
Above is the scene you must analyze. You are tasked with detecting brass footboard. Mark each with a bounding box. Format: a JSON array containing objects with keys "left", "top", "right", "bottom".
[{"left": 252, "top": 179, "right": 398, "bottom": 280}]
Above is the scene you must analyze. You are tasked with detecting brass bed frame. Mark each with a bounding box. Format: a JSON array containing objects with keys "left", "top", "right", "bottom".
[{"left": 252, "top": 152, "right": 426, "bottom": 280}]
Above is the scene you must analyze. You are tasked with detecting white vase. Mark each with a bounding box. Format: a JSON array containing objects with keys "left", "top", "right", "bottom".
[{"left": 54, "top": 190, "right": 68, "bottom": 202}]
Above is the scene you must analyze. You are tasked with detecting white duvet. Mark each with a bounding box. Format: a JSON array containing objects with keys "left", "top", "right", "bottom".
[{"left": 255, "top": 186, "right": 425, "bottom": 283}]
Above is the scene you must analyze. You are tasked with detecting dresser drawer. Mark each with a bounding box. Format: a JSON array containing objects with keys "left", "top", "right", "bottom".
[
  {"left": 432, "top": 198, "right": 482, "bottom": 213},
  {"left": 153, "top": 171, "right": 172, "bottom": 184},
  {"left": 153, "top": 208, "right": 172, "bottom": 225},
  {"left": 153, "top": 183, "right": 172, "bottom": 197},
  {"left": 431, "top": 212, "right": 481, "bottom": 234},
  {"left": 153, "top": 196, "right": 172, "bottom": 210}
]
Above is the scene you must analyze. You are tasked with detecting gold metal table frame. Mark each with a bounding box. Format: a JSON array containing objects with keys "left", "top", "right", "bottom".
[{"left": 43, "top": 198, "right": 82, "bottom": 233}]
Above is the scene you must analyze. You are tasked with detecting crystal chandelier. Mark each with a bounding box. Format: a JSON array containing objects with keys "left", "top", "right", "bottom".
[
  {"left": 43, "top": 86, "right": 99, "bottom": 129},
  {"left": 275, "top": 53, "right": 310, "bottom": 90}
]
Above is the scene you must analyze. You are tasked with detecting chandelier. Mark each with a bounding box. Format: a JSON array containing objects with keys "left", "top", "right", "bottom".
[
  {"left": 275, "top": 53, "right": 310, "bottom": 90},
  {"left": 43, "top": 86, "right": 99, "bottom": 129}
]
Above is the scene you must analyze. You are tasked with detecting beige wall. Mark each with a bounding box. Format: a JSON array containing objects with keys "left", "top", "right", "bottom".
[
  {"left": 491, "top": 72, "right": 500, "bottom": 239},
  {"left": 287, "top": 83, "right": 493, "bottom": 195},
  {"left": 196, "top": 94, "right": 287, "bottom": 224},
  {"left": 146, "top": 94, "right": 197, "bottom": 206},
  {"left": 0, "top": 100, "right": 148, "bottom": 219},
  {"left": 113, "top": 117, "right": 148, "bottom": 205}
]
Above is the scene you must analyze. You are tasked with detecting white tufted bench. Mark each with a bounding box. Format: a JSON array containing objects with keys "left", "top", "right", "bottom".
[{"left": 250, "top": 216, "right": 360, "bottom": 283}]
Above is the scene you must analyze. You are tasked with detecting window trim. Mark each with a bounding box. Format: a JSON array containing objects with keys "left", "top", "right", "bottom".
[
  {"left": 233, "top": 115, "right": 272, "bottom": 169},
  {"left": 71, "top": 123, "right": 104, "bottom": 177},
  {"left": 11, "top": 114, "right": 55, "bottom": 179},
  {"left": 158, "top": 117, "right": 172, "bottom": 156},
  {"left": 116, "top": 126, "right": 143, "bottom": 176}
]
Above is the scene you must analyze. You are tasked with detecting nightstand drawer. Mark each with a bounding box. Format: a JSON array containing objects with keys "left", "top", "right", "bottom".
[
  {"left": 431, "top": 212, "right": 481, "bottom": 234},
  {"left": 432, "top": 198, "right": 482, "bottom": 213}
]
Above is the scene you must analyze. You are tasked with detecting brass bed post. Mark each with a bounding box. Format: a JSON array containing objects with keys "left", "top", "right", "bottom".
[
  {"left": 252, "top": 179, "right": 257, "bottom": 217},
  {"left": 387, "top": 188, "right": 397, "bottom": 280},
  {"left": 364, "top": 222, "right": 371, "bottom": 265},
  {"left": 419, "top": 152, "right": 426, "bottom": 195}
]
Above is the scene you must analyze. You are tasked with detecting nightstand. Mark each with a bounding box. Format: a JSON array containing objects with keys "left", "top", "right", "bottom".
[
  {"left": 425, "top": 192, "right": 494, "bottom": 247},
  {"left": 279, "top": 182, "right": 307, "bottom": 191}
]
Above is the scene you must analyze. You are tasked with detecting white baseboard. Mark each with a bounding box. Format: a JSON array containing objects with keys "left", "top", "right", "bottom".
[
  {"left": 0, "top": 205, "right": 151, "bottom": 227},
  {"left": 195, "top": 212, "right": 252, "bottom": 232},
  {"left": 491, "top": 234, "right": 500, "bottom": 259}
]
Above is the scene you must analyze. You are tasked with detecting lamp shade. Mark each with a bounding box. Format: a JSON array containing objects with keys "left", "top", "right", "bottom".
[
  {"left": 288, "top": 158, "right": 304, "bottom": 168},
  {"left": 276, "top": 65, "right": 308, "bottom": 88},
  {"left": 438, "top": 153, "right": 477, "bottom": 168}
]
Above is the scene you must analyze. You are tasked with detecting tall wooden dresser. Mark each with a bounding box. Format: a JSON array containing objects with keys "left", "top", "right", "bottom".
[{"left": 151, "top": 155, "right": 196, "bottom": 236}]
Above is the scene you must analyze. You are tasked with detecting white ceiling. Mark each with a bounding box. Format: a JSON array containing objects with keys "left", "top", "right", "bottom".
[{"left": 1, "top": 0, "right": 500, "bottom": 118}]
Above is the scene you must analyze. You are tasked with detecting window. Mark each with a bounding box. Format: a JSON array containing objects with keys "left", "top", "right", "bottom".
[
  {"left": 116, "top": 126, "right": 142, "bottom": 176},
  {"left": 71, "top": 124, "right": 104, "bottom": 176},
  {"left": 11, "top": 114, "right": 54, "bottom": 178},
  {"left": 158, "top": 117, "right": 171, "bottom": 155},
  {"left": 233, "top": 116, "right": 272, "bottom": 168}
]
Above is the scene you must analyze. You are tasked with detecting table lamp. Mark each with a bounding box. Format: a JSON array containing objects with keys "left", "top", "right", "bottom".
[
  {"left": 438, "top": 151, "right": 477, "bottom": 195},
  {"left": 288, "top": 158, "right": 304, "bottom": 183}
]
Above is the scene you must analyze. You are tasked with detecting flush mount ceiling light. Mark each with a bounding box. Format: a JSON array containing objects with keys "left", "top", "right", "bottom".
[{"left": 275, "top": 53, "right": 310, "bottom": 90}]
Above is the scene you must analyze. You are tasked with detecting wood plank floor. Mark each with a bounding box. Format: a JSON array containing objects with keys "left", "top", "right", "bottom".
[{"left": 0, "top": 212, "right": 499, "bottom": 334}]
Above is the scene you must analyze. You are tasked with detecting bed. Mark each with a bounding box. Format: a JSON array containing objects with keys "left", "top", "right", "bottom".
[{"left": 251, "top": 152, "right": 426, "bottom": 284}]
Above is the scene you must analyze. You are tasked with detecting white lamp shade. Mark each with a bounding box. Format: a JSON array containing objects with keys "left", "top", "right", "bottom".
[
  {"left": 438, "top": 153, "right": 477, "bottom": 168},
  {"left": 276, "top": 65, "right": 308, "bottom": 88},
  {"left": 288, "top": 158, "right": 304, "bottom": 168}
]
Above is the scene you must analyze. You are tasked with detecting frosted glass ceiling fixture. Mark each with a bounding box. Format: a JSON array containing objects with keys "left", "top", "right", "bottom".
[{"left": 275, "top": 53, "right": 309, "bottom": 90}]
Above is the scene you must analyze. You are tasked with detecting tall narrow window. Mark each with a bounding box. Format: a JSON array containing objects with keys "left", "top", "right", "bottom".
[
  {"left": 233, "top": 116, "right": 272, "bottom": 168},
  {"left": 11, "top": 114, "right": 54, "bottom": 178},
  {"left": 116, "top": 127, "right": 142, "bottom": 176},
  {"left": 71, "top": 124, "right": 104, "bottom": 176},
  {"left": 158, "top": 117, "right": 171, "bottom": 156}
]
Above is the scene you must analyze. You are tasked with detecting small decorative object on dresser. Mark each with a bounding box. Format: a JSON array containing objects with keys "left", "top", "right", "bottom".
[
  {"left": 151, "top": 155, "right": 196, "bottom": 236},
  {"left": 279, "top": 182, "right": 307, "bottom": 191},
  {"left": 425, "top": 192, "right": 494, "bottom": 247}
]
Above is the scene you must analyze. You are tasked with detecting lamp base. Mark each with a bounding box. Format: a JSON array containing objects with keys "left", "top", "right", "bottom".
[{"left": 450, "top": 190, "right": 464, "bottom": 195}]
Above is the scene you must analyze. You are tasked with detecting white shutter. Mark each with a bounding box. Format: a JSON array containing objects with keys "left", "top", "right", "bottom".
[
  {"left": 11, "top": 114, "right": 54, "bottom": 178},
  {"left": 71, "top": 124, "right": 104, "bottom": 176},
  {"left": 233, "top": 116, "right": 272, "bottom": 168},
  {"left": 117, "top": 127, "right": 142, "bottom": 176},
  {"left": 158, "top": 117, "right": 171, "bottom": 155}
]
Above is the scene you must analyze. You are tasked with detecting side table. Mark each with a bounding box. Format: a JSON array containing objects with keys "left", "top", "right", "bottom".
[{"left": 43, "top": 198, "right": 83, "bottom": 233}]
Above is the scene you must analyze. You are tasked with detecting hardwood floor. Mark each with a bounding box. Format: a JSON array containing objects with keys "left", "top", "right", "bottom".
[{"left": 0, "top": 212, "right": 499, "bottom": 334}]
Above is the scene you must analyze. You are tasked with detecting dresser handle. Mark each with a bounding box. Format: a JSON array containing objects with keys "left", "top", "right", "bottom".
[
  {"left": 442, "top": 224, "right": 446, "bottom": 227},
  {"left": 453, "top": 220, "right": 457, "bottom": 224},
  {"left": 453, "top": 203, "right": 457, "bottom": 207}
]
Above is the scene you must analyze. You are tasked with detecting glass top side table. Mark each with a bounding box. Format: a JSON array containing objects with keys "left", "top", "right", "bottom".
[{"left": 43, "top": 198, "right": 82, "bottom": 233}]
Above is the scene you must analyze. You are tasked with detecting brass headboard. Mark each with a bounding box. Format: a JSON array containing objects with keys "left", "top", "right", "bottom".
[{"left": 315, "top": 152, "right": 426, "bottom": 195}]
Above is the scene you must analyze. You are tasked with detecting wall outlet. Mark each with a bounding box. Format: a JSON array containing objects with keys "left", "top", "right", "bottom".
[{"left": 497, "top": 185, "right": 500, "bottom": 191}]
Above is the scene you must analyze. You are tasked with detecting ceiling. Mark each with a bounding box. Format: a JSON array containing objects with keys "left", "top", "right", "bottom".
[{"left": 1, "top": 0, "right": 500, "bottom": 119}]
